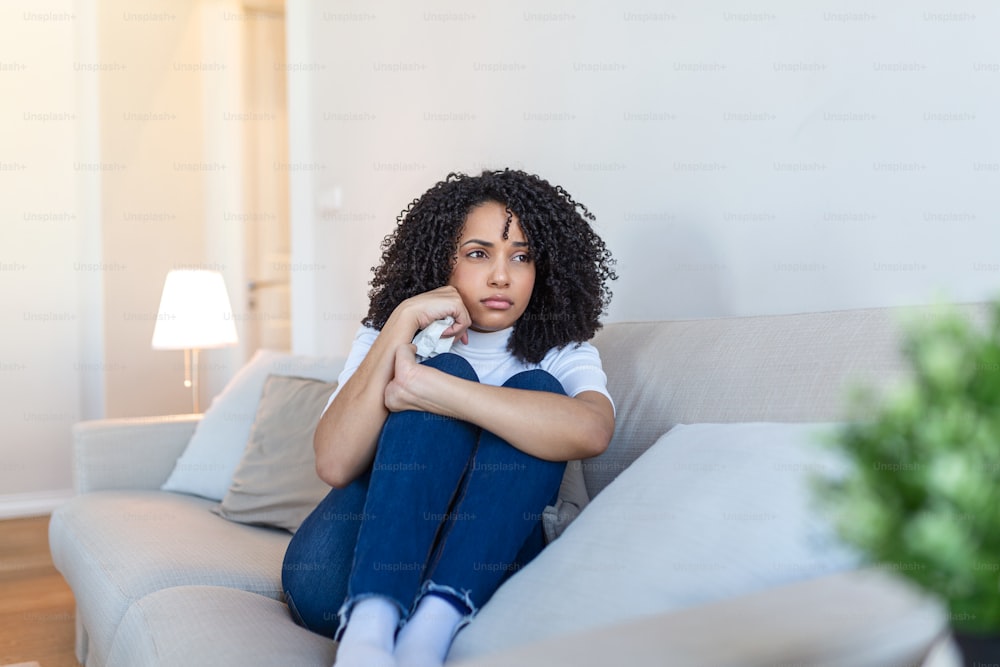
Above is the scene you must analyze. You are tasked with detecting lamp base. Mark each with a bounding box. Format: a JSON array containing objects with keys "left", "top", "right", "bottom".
[{"left": 183, "top": 348, "right": 201, "bottom": 413}]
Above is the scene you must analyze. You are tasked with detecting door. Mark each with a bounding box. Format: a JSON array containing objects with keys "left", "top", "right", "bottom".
[{"left": 242, "top": 0, "right": 290, "bottom": 352}]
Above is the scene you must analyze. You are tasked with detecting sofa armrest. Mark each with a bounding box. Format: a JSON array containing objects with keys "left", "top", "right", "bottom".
[
  {"left": 71, "top": 414, "right": 202, "bottom": 493},
  {"left": 450, "top": 568, "right": 951, "bottom": 667}
]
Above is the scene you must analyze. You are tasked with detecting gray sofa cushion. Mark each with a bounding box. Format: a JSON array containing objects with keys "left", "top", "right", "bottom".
[
  {"left": 448, "top": 422, "right": 858, "bottom": 662},
  {"left": 106, "top": 586, "right": 337, "bottom": 667},
  {"left": 49, "top": 490, "right": 291, "bottom": 667},
  {"left": 587, "top": 308, "right": 917, "bottom": 496}
]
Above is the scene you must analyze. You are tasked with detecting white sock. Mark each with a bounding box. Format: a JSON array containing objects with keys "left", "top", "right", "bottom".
[
  {"left": 393, "top": 595, "right": 464, "bottom": 667},
  {"left": 335, "top": 596, "right": 400, "bottom": 667}
]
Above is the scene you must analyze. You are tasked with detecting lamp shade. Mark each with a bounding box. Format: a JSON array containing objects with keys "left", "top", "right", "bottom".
[{"left": 151, "top": 270, "right": 239, "bottom": 350}]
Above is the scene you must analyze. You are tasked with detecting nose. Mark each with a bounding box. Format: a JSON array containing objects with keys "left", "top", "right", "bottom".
[{"left": 488, "top": 260, "right": 510, "bottom": 288}]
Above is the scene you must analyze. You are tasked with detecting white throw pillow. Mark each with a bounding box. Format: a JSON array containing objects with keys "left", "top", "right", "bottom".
[
  {"left": 161, "top": 349, "right": 346, "bottom": 501},
  {"left": 448, "top": 422, "right": 859, "bottom": 662}
]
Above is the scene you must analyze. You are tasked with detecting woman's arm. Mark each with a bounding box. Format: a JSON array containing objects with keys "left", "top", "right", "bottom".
[
  {"left": 314, "top": 287, "right": 471, "bottom": 488},
  {"left": 385, "top": 344, "right": 615, "bottom": 461}
]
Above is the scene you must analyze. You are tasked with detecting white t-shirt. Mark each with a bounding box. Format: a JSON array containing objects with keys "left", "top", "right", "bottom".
[{"left": 323, "top": 325, "right": 614, "bottom": 414}]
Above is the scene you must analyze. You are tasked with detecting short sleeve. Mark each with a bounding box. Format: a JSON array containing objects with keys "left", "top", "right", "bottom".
[
  {"left": 322, "top": 326, "right": 380, "bottom": 414},
  {"left": 541, "top": 341, "right": 615, "bottom": 414}
]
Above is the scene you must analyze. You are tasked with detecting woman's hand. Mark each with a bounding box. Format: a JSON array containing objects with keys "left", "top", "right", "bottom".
[
  {"left": 400, "top": 286, "right": 471, "bottom": 344},
  {"left": 385, "top": 286, "right": 473, "bottom": 412},
  {"left": 315, "top": 285, "right": 472, "bottom": 488},
  {"left": 384, "top": 343, "right": 430, "bottom": 413}
]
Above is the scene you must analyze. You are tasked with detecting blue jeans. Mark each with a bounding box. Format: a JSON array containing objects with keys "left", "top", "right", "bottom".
[{"left": 282, "top": 353, "right": 567, "bottom": 639}]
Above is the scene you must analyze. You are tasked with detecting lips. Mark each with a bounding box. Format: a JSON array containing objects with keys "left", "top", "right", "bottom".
[{"left": 481, "top": 295, "right": 513, "bottom": 310}]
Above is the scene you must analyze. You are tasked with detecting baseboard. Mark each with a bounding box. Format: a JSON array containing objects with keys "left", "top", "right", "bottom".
[{"left": 0, "top": 489, "right": 74, "bottom": 519}]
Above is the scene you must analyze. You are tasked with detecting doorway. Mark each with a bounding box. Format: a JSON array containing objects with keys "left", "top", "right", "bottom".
[{"left": 241, "top": 0, "right": 290, "bottom": 352}]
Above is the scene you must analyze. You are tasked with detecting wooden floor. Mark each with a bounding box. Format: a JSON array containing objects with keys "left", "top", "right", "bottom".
[{"left": 0, "top": 515, "right": 79, "bottom": 667}]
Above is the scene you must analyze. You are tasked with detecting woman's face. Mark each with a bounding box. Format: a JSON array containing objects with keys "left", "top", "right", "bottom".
[{"left": 448, "top": 201, "right": 535, "bottom": 333}]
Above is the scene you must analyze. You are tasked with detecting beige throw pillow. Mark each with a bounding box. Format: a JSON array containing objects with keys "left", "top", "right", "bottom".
[
  {"left": 162, "top": 349, "right": 345, "bottom": 501},
  {"left": 214, "top": 374, "right": 337, "bottom": 533},
  {"left": 542, "top": 459, "right": 590, "bottom": 543}
]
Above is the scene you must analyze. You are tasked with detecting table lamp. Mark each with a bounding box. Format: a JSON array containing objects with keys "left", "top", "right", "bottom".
[{"left": 151, "top": 269, "right": 239, "bottom": 413}]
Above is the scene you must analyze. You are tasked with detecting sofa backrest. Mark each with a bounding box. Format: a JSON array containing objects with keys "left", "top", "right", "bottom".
[{"left": 586, "top": 302, "right": 989, "bottom": 498}]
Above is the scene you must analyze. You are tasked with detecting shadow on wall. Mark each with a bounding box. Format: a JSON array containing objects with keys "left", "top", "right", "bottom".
[{"left": 612, "top": 217, "right": 732, "bottom": 321}]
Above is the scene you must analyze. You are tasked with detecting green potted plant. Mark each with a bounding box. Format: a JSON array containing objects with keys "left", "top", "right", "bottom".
[{"left": 817, "top": 301, "right": 1000, "bottom": 665}]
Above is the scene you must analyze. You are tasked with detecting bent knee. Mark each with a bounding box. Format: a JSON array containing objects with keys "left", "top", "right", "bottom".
[
  {"left": 422, "top": 352, "right": 479, "bottom": 382},
  {"left": 502, "top": 369, "right": 566, "bottom": 395}
]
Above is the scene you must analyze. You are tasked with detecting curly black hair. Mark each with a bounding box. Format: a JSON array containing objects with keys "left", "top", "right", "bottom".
[{"left": 364, "top": 169, "right": 617, "bottom": 364}]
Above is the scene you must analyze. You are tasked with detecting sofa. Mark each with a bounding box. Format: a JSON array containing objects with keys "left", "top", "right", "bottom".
[{"left": 49, "top": 304, "right": 977, "bottom": 667}]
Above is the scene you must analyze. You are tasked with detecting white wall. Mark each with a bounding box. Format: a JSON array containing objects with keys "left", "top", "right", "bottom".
[
  {"left": 0, "top": 0, "right": 249, "bottom": 516},
  {"left": 0, "top": 0, "right": 81, "bottom": 513},
  {"left": 96, "top": 0, "right": 249, "bottom": 418},
  {"left": 287, "top": 0, "right": 1000, "bottom": 357}
]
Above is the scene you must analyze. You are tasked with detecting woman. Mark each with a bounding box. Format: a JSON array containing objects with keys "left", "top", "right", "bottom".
[{"left": 283, "top": 169, "right": 617, "bottom": 667}]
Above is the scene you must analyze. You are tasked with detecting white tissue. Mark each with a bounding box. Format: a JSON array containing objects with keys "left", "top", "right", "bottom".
[{"left": 412, "top": 316, "right": 456, "bottom": 360}]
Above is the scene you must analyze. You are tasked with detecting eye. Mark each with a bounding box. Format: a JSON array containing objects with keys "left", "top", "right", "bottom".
[
  {"left": 513, "top": 253, "right": 532, "bottom": 263},
  {"left": 466, "top": 249, "right": 487, "bottom": 259}
]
